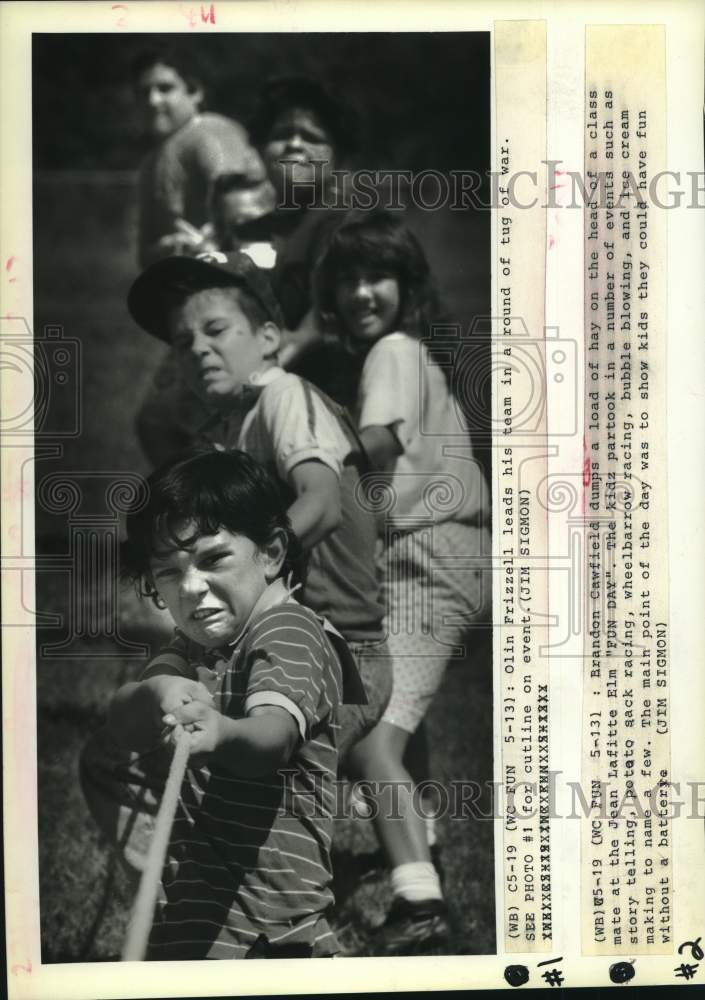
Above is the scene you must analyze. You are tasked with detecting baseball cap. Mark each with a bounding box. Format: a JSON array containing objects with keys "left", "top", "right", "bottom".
[{"left": 127, "top": 250, "right": 284, "bottom": 342}]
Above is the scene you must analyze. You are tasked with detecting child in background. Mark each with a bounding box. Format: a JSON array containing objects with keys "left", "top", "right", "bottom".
[
  {"left": 249, "top": 75, "right": 359, "bottom": 378},
  {"left": 127, "top": 250, "right": 386, "bottom": 667},
  {"left": 315, "top": 209, "right": 492, "bottom": 955},
  {"left": 81, "top": 251, "right": 390, "bottom": 876},
  {"left": 131, "top": 41, "right": 268, "bottom": 467},
  {"left": 132, "top": 42, "right": 265, "bottom": 267},
  {"left": 109, "top": 449, "right": 351, "bottom": 958},
  {"left": 210, "top": 171, "right": 279, "bottom": 269}
]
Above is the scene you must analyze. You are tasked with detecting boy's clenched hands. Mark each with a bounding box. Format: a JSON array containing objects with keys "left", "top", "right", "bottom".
[
  {"left": 163, "top": 699, "right": 224, "bottom": 763},
  {"left": 161, "top": 700, "right": 301, "bottom": 777},
  {"left": 155, "top": 676, "right": 214, "bottom": 717},
  {"left": 106, "top": 674, "right": 215, "bottom": 753}
]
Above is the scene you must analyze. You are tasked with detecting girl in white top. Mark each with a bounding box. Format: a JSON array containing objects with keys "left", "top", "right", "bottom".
[{"left": 315, "top": 210, "right": 491, "bottom": 954}]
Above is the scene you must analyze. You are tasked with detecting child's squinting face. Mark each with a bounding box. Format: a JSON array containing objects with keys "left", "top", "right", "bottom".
[
  {"left": 136, "top": 63, "right": 202, "bottom": 139},
  {"left": 150, "top": 525, "right": 273, "bottom": 647},
  {"left": 334, "top": 269, "right": 401, "bottom": 343},
  {"left": 169, "top": 289, "right": 275, "bottom": 407}
]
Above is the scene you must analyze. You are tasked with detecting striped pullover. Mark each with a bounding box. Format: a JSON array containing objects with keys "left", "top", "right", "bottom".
[{"left": 144, "top": 583, "right": 344, "bottom": 959}]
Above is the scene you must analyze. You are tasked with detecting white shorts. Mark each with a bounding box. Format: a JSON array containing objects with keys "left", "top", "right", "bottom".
[{"left": 380, "top": 521, "right": 492, "bottom": 734}]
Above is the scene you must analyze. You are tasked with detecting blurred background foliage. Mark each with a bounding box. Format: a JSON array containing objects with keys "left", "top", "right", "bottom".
[{"left": 33, "top": 32, "right": 489, "bottom": 173}]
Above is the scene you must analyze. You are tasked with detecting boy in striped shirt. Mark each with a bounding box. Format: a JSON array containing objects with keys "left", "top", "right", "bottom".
[
  {"left": 81, "top": 250, "right": 390, "bottom": 883},
  {"left": 109, "top": 449, "right": 361, "bottom": 958}
]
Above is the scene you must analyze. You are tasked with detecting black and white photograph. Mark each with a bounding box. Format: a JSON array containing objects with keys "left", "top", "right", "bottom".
[
  {"left": 4, "top": 1, "right": 705, "bottom": 995},
  {"left": 31, "top": 29, "right": 496, "bottom": 963}
]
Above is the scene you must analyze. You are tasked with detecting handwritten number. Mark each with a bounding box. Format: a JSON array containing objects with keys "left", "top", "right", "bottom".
[
  {"left": 679, "top": 937, "right": 704, "bottom": 961},
  {"left": 111, "top": 4, "right": 128, "bottom": 29}
]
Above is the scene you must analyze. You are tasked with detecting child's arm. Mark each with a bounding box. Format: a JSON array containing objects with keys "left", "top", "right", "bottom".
[
  {"left": 287, "top": 459, "right": 342, "bottom": 549},
  {"left": 154, "top": 219, "right": 212, "bottom": 257},
  {"left": 255, "top": 378, "right": 353, "bottom": 549},
  {"left": 164, "top": 607, "right": 339, "bottom": 774},
  {"left": 359, "top": 425, "right": 403, "bottom": 471},
  {"left": 163, "top": 701, "right": 299, "bottom": 776},
  {"left": 108, "top": 675, "right": 214, "bottom": 753},
  {"left": 357, "top": 337, "right": 421, "bottom": 469}
]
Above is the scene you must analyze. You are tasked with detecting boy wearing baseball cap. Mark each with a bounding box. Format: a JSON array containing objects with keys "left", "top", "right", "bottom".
[
  {"left": 127, "top": 249, "right": 382, "bottom": 624},
  {"left": 81, "top": 252, "right": 391, "bottom": 873}
]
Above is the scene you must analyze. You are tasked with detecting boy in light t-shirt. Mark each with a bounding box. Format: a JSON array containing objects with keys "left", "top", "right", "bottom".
[{"left": 81, "top": 251, "right": 391, "bottom": 873}]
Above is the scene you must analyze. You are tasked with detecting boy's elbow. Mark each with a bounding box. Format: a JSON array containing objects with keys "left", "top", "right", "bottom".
[
  {"left": 321, "top": 496, "right": 342, "bottom": 535},
  {"left": 305, "top": 491, "right": 341, "bottom": 546},
  {"left": 274, "top": 725, "right": 301, "bottom": 769},
  {"left": 250, "top": 710, "right": 301, "bottom": 772},
  {"left": 247, "top": 732, "right": 298, "bottom": 775}
]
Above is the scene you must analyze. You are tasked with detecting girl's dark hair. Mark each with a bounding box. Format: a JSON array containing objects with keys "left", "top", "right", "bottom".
[
  {"left": 315, "top": 209, "right": 446, "bottom": 349},
  {"left": 122, "top": 448, "right": 304, "bottom": 605},
  {"left": 249, "top": 75, "right": 359, "bottom": 158}
]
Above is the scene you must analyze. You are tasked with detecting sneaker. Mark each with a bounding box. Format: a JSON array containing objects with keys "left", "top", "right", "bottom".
[{"left": 373, "top": 897, "right": 451, "bottom": 956}]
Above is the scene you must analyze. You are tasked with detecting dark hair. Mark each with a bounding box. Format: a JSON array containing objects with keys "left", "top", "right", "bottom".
[
  {"left": 315, "top": 209, "right": 446, "bottom": 347},
  {"left": 130, "top": 40, "right": 208, "bottom": 96},
  {"left": 249, "top": 75, "right": 359, "bottom": 158},
  {"left": 122, "top": 448, "right": 304, "bottom": 605},
  {"left": 163, "top": 282, "right": 271, "bottom": 338}
]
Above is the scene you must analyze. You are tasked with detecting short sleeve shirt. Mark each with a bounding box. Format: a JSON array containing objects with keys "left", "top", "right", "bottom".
[
  {"left": 358, "top": 332, "right": 489, "bottom": 527},
  {"left": 146, "top": 598, "right": 343, "bottom": 959},
  {"left": 203, "top": 370, "right": 385, "bottom": 641},
  {"left": 240, "top": 371, "right": 349, "bottom": 482}
]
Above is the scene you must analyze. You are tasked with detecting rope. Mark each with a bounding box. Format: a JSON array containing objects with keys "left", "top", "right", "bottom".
[{"left": 121, "top": 728, "right": 191, "bottom": 961}]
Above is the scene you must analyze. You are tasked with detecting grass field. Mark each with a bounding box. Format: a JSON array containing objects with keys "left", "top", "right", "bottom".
[
  {"left": 37, "top": 605, "right": 495, "bottom": 960},
  {"left": 34, "top": 174, "right": 495, "bottom": 961}
]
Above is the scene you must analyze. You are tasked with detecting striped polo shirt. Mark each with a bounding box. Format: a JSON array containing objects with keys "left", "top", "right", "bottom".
[{"left": 144, "top": 585, "right": 343, "bottom": 959}]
